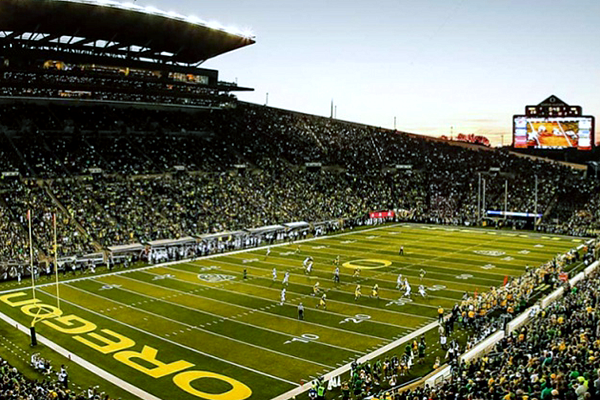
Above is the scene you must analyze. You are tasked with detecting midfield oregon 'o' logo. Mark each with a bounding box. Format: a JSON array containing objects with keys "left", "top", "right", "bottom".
[
  {"left": 197, "top": 274, "right": 236, "bottom": 282},
  {"left": 473, "top": 250, "right": 505, "bottom": 256},
  {"left": 342, "top": 259, "right": 392, "bottom": 270}
]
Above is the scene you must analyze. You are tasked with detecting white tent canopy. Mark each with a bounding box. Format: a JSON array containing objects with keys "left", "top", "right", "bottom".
[
  {"left": 283, "top": 221, "right": 310, "bottom": 230},
  {"left": 246, "top": 225, "right": 286, "bottom": 235},
  {"left": 107, "top": 243, "right": 145, "bottom": 254}
]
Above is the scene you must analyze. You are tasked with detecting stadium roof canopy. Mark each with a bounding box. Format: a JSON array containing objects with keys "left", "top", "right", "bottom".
[{"left": 0, "top": 0, "right": 255, "bottom": 68}]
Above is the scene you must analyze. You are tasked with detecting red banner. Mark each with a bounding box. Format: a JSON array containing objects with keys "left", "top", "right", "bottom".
[
  {"left": 369, "top": 210, "right": 395, "bottom": 219},
  {"left": 559, "top": 272, "right": 569, "bottom": 282}
]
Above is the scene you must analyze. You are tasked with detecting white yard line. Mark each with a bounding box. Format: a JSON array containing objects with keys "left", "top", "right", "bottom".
[
  {"left": 151, "top": 266, "right": 432, "bottom": 325},
  {"left": 110, "top": 273, "right": 394, "bottom": 342},
  {"left": 37, "top": 289, "right": 300, "bottom": 386},
  {"left": 84, "top": 278, "right": 365, "bottom": 355},
  {"left": 62, "top": 282, "right": 335, "bottom": 370}
]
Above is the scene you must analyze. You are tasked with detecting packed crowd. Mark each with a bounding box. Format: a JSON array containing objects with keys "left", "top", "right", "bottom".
[
  {"left": 0, "top": 99, "right": 598, "bottom": 398},
  {"left": 543, "top": 181, "right": 600, "bottom": 237},
  {"left": 0, "top": 355, "right": 113, "bottom": 400},
  {"left": 0, "top": 102, "right": 596, "bottom": 266},
  {"left": 390, "top": 268, "right": 600, "bottom": 400}
]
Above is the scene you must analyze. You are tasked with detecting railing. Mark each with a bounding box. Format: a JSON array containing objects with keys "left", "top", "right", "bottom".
[{"left": 366, "top": 238, "right": 597, "bottom": 399}]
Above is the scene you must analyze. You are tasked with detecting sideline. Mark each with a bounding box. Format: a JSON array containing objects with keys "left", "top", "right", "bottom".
[
  {"left": 271, "top": 320, "right": 439, "bottom": 400},
  {"left": 0, "top": 223, "right": 400, "bottom": 296}
]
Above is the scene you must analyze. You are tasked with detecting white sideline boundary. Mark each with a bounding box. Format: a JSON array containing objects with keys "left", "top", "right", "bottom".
[
  {"left": 0, "top": 310, "right": 162, "bottom": 400},
  {"left": 270, "top": 320, "right": 439, "bottom": 400},
  {"left": 425, "top": 248, "right": 599, "bottom": 392},
  {"left": 0, "top": 223, "right": 400, "bottom": 296}
]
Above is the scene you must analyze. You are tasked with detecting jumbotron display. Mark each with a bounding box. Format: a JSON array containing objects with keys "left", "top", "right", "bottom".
[
  {"left": 512, "top": 95, "right": 595, "bottom": 151},
  {"left": 513, "top": 116, "right": 594, "bottom": 150}
]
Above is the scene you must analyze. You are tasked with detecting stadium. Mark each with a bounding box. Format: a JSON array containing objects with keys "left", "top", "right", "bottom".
[{"left": 0, "top": 1, "right": 599, "bottom": 400}]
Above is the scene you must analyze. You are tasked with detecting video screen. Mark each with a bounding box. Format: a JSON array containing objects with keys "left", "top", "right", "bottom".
[{"left": 513, "top": 116, "right": 594, "bottom": 150}]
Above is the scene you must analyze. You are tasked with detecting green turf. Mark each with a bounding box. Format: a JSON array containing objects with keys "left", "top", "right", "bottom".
[{"left": 0, "top": 223, "right": 586, "bottom": 399}]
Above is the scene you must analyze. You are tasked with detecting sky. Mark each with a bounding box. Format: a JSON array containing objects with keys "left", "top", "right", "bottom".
[{"left": 144, "top": 0, "right": 598, "bottom": 146}]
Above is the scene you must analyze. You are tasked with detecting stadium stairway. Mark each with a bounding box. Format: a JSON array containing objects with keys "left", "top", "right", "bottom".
[{"left": 42, "top": 182, "right": 103, "bottom": 252}]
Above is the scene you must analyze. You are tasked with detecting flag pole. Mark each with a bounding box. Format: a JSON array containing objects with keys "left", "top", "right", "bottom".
[
  {"left": 54, "top": 213, "right": 60, "bottom": 310},
  {"left": 28, "top": 209, "right": 35, "bottom": 301}
]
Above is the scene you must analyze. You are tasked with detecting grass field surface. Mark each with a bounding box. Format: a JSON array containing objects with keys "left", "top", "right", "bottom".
[{"left": 0, "top": 224, "right": 584, "bottom": 400}]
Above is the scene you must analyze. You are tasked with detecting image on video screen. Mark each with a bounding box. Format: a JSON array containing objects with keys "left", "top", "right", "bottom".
[{"left": 514, "top": 117, "right": 593, "bottom": 150}]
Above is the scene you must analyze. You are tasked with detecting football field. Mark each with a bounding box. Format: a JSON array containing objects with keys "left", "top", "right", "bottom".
[{"left": 0, "top": 224, "right": 584, "bottom": 400}]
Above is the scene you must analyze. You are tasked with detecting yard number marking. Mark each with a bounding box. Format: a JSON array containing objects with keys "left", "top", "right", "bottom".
[
  {"left": 284, "top": 333, "right": 319, "bottom": 345},
  {"left": 386, "top": 297, "right": 413, "bottom": 307},
  {"left": 339, "top": 314, "right": 371, "bottom": 324},
  {"left": 428, "top": 285, "right": 447, "bottom": 291},
  {"left": 456, "top": 274, "right": 473, "bottom": 280}
]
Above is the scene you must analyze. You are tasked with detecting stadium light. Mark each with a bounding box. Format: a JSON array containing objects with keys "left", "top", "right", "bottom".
[
  {"left": 241, "top": 30, "right": 255, "bottom": 39},
  {"left": 121, "top": 2, "right": 143, "bottom": 11},
  {"left": 186, "top": 15, "right": 204, "bottom": 24},
  {"left": 144, "top": 6, "right": 162, "bottom": 14},
  {"left": 167, "top": 11, "right": 183, "bottom": 19},
  {"left": 207, "top": 21, "right": 224, "bottom": 31},
  {"left": 55, "top": 0, "right": 255, "bottom": 39}
]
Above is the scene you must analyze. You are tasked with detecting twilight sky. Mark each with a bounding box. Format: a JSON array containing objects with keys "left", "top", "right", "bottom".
[{"left": 147, "top": 0, "right": 598, "bottom": 146}]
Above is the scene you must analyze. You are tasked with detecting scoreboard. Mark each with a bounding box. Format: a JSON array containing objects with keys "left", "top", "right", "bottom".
[
  {"left": 513, "top": 116, "right": 594, "bottom": 150},
  {"left": 513, "top": 95, "right": 594, "bottom": 150}
]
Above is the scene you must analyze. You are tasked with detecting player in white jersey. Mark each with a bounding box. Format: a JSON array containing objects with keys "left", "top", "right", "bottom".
[
  {"left": 282, "top": 271, "right": 289, "bottom": 286},
  {"left": 272, "top": 267, "right": 277, "bottom": 281},
  {"left": 312, "top": 282, "right": 321, "bottom": 296},
  {"left": 396, "top": 273, "right": 403, "bottom": 289},
  {"left": 418, "top": 285, "right": 427, "bottom": 298},
  {"left": 303, "top": 257, "right": 313, "bottom": 274},
  {"left": 265, "top": 247, "right": 271, "bottom": 260},
  {"left": 280, "top": 288, "right": 286, "bottom": 305},
  {"left": 404, "top": 281, "right": 412, "bottom": 297}
]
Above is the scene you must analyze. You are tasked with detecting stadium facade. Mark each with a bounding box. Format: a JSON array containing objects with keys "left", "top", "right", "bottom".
[{"left": 0, "top": 0, "right": 254, "bottom": 107}]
